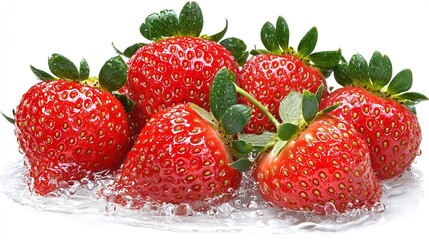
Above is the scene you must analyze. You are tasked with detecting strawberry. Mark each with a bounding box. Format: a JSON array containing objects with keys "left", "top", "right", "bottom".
[
  {"left": 214, "top": 69, "right": 382, "bottom": 214},
  {"left": 236, "top": 16, "right": 341, "bottom": 134},
  {"left": 108, "top": 68, "right": 251, "bottom": 210},
  {"left": 118, "top": 2, "right": 248, "bottom": 140},
  {"left": 319, "top": 51, "right": 428, "bottom": 180},
  {"left": 8, "top": 54, "right": 132, "bottom": 195}
]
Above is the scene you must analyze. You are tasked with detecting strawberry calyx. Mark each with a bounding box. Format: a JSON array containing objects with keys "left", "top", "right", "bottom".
[
  {"left": 115, "top": 1, "right": 248, "bottom": 65},
  {"left": 185, "top": 67, "right": 251, "bottom": 171},
  {"left": 334, "top": 51, "right": 428, "bottom": 113},
  {"left": 29, "top": 53, "right": 134, "bottom": 112},
  {"left": 211, "top": 68, "right": 339, "bottom": 171},
  {"left": 250, "top": 16, "right": 341, "bottom": 77}
]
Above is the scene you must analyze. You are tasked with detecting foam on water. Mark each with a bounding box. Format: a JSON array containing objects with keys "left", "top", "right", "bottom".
[{"left": 0, "top": 159, "right": 424, "bottom": 233}]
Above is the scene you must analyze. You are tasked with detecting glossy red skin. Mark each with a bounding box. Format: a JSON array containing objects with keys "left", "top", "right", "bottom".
[
  {"left": 124, "top": 36, "right": 239, "bottom": 137},
  {"left": 255, "top": 115, "right": 382, "bottom": 214},
  {"left": 237, "top": 54, "right": 327, "bottom": 134},
  {"left": 14, "top": 80, "right": 131, "bottom": 195},
  {"left": 111, "top": 103, "right": 241, "bottom": 209},
  {"left": 319, "top": 86, "right": 422, "bottom": 180}
]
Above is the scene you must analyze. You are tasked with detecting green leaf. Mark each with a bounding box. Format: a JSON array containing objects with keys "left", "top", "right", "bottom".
[
  {"left": 297, "top": 27, "right": 317, "bottom": 58},
  {"left": 30, "top": 65, "right": 55, "bottom": 81},
  {"left": 277, "top": 123, "right": 299, "bottom": 141},
  {"left": 387, "top": 69, "right": 413, "bottom": 95},
  {"left": 232, "top": 140, "right": 253, "bottom": 154},
  {"left": 349, "top": 53, "right": 370, "bottom": 87},
  {"left": 79, "top": 58, "right": 90, "bottom": 81},
  {"left": 279, "top": 91, "right": 302, "bottom": 124},
  {"left": 1, "top": 111, "right": 15, "bottom": 124},
  {"left": 318, "top": 68, "right": 334, "bottom": 79},
  {"left": 369, "top": 51, "right": 392, "bottom": 90},
  {"left": 315, "top": 84, "right": 324, "bottom": 103},
  {"left": 179, "top": 1, "right": 203, "bottom": 37},
  {"left": 221, "top": 104, "right": 251, "bottom": 135},
  {"left": 260, "top": 21, "right": 281, "bottom": 53},
  {"left": 189, "top": 103, "right": 218, "bottom": 125},
  {"left": 48, "top": 53, "right": 79, "bottom": 80},
  {"left": 309, "top": 49, "right": 342, "bottom": 69},
  {"left": 123, "top": 43, "right": 146, "bottom": 58},
  {"left": 208, "top": 19, "right": 228, "bottom": 42},
  {"left": 321, "top": 102, "right": 341, "bottom": 114},
  {"left": 219, "top": 37, "right": 248, "bottom": 66},
  {"left": 210, "top": 68, "right": 237, "bottom": 121},
  {"left": 302, "top": 90, "right": 319, "bottom": 123},
  {"left": 238, "top": 131, "right": 277, "bottom": 148},
  {"left": 230, "top": 158, "right": 252, "bottom": 172},
  {"left": 140, "top": 9, "right": 179, "bottom": 40},
  {"left": 395, "top": 91, "right": 428, "bottom": 106},
  {"left": 276, "top": 16, "right": 289, "bottom": 52},
  {"left": 113, "top": 93, "right": 135, "bottom": 113},
  {"left": 334, "top": 62, "right": 353, "bottom": 86},
  {"left": 271, "top": 139, "right": 288, "bottom": 158},
  {"left": 99, "top": 56, "right": 128, "bottom": 92}
]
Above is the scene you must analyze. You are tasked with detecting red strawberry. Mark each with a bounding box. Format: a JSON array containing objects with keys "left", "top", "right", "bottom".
[
  {"left": 206, "top": 69, "right": 382, "bottom": 214},
  {"left": 237, "top": 16, "right": 341, "bottom": 134},
  {"left": 255, "top": 114, "right": 382, "bottom": 213},
  {"left": 319, "top": 51, "right": 427, "bottom": 180},
  {"left": 9, "top": 54, "right": 132, "bottom": 195},
  {"left": 120, "top": 2, "right": 248, "bottom": 140},
  {"left": 108, "top": 68, "right": 252, "bottom": 210}
]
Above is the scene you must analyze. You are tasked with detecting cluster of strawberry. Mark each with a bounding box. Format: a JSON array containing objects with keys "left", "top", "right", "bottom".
[{"left": 4, "top": 2, "right": 427, "bottom": 215}]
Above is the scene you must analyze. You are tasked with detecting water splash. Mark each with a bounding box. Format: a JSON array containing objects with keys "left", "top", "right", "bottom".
[{"left": 0, "top": 159, "right": 424, "bottom": 233}]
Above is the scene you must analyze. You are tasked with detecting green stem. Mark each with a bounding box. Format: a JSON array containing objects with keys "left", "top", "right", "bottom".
[{"left": 234, "top": 83, "right": 281, "bottom": 128}]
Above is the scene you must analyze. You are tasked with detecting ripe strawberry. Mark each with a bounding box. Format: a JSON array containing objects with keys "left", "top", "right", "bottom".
[
  {"left": 9, "top": 54, "right": 132, "bottom": 195},
  {"left": 108, "top": 68, "right": 251, "bottom": 210},
  {"left": 204, "top": 69, "right": 382, "bottom": 214},
  {"left": 119, "top": 2, "right": 248, "bottom": 140},
  {"left": 319, "top": 51, "right": 428, "bottom": 180},
  {"left": 255, "top": 113, "right": 382, "bottom": 213},
  {"left": 237, "top": 16, "right": 341, "bottom": 134}
]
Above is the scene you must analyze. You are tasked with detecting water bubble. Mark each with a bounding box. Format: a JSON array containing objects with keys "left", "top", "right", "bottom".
[
  {"left": 215, "top": 203, "right": 233, "bottom": 219},
  {"left": 85, "top": 181, "right": 96, "bottom": 191},
  {"left": 158, "top": 203, "right": 175, "bottom": 216},
  {"left": 233, "top": 199, "right": 242, "bottom": 209},
  {"left": 248, "top": 200, "right": 259, "bottom": 210},
  {"left": 124, "top": 195, "right": 133, "bottom": 208},
  {"left": 256, "top": 209, "right": 264, "bottom": 217},
  {"left": 105, "top": 202, "right": 116, "bottom": 215},
  {"left": 58, "top": 188, "right": 70, "bottom": 200},
  {"left": 417, "top": 148, "right": 422, "bottom": 156},
  {"left": 141, "top": 202, "right": 153, "bottom": 214},
  {"left": 175, "top": 204, "right": 193, "bottom": 216},
  {"left": 324, "top": 202, "right": 338, "bottom": 216},
  {"left": 373, "top": 202, "right": 385, "bottom": 213}
]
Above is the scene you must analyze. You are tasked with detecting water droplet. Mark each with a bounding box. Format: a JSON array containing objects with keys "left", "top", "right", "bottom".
[
  {"left": 105, "top": 202, "right": 116, "bottom": 215},
  {"left": 215, "top": 203, "right": 233, "bottom": 219},
  {"left": 324, "top": 202, "right": 338, "bottom": 216},
  {"left": 417, "top": 148, "right": 422, "bottom": 156},
  {"left": 85, "top": 181, "right": 95, "bottom": 191},
  {"left": 248, "top": 200, "right": 259, "bottom": 210},
  {"left": 175, "top": 204, "right": 193, "bottom": 216},
  {"left": 373, "top": 202, "right": 385, "bottom": 213},
  {"left": 159, "top": 203, "right": 175, "bottom": 216},
  {"left": 233, "top": 199, "right": 242, "bottom": 209},
  {"left": 256, "top": 209, "right": 264, "bottom": 216},
  {"left": 124, "top": 195, "right": 133, "bottom": 208},
  {"left": 142, "top": 202, "right": 152, "bottom": 212}
]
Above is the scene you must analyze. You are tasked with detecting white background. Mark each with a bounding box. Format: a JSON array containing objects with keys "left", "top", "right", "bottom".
[{"left": 1, "top": 0, "right": 428, "bottom": 239}]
